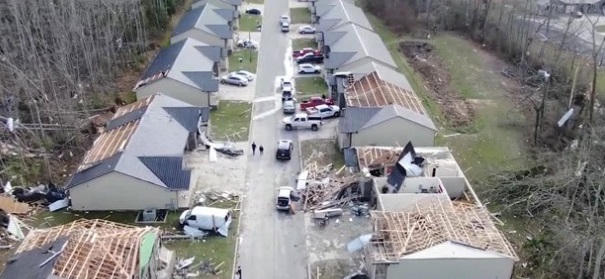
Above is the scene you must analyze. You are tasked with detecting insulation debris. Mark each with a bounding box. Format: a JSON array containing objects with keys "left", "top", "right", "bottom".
[{"left": 0, "top": 195, "right": 31, "bottom": 215}]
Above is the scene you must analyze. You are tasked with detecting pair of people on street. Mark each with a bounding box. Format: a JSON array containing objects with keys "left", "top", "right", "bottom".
[{"left": 251, "top": 142, "right": 263, "bottom": 155}]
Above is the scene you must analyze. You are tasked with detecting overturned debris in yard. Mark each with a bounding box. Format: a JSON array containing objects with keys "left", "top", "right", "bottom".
[
  {"left": 173, "top": 258, "right": 225, "bottom": 279},
  {"left": 302, "top": 151, "right": 373, "bottom": 211}
]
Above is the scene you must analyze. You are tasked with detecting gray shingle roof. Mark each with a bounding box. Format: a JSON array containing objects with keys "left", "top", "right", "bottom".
[
  {"left": 172, "top": 3, "right": 233, "bottom": 39},
  {"left": 138, "top": 37, "right": 219, "bottom": 92},
  {"left": 316, "top": 0, "right": 374, "bottom": 32},
  {"left": 105, "top": 107, "right": 147, "bottom": 131},
  {"left": 338, "top": 107, "right": 381, "bottom": 133},
  {"left": 361, "top": 104, "right": 437, "bottom": 131},
  {"left": 66, "top": 94, "right": 201, "bottom": 190},
  {"left": 192, "top": 0, "right": 239, "bottom": 10},
  {"left": 214, "top": 8, "right": 238, "bottom": 21},
  {"left": 323, "top": 23, "right": 396, "bottom": 70},
  {"left": 0, "top": 237, "right": 68, "bottom": 279},
  {"left": 139, "top": 157, "right": 191, "bottom": 190},
  {"left": 325, "top": 52, "right": 356, "bottom": 69},
  {"left": 315, "top": 3, "right": 337, "bottom": 17}
]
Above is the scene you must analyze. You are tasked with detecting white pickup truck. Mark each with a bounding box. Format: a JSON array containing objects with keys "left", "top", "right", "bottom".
[
  {"left": 306, "top": 104, "right": 340, "bottom": 118},
  {"left": 283, "top": 113, "right": 323, "bottom": 131}
]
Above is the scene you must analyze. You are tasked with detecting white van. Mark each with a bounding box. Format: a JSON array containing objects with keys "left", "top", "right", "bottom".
[{"left": 179, "top": 206, "right": 233, "bottom": 236}]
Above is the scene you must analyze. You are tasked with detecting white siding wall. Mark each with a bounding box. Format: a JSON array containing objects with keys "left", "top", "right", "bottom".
[
  {"left": 136, "top": 78, "right": 212, "bottom": 107},
  {"left": 351, "top": 118, "right": 435, "bottom": 147},
  {"left": 171, "top": 29, "right": 224, "bottom": 47},
  {"left": 386, "top": 257, "right": 515, "bottom": 279},
  {"left": 70, "top": 172, "right": 179, "bottom": 211}
]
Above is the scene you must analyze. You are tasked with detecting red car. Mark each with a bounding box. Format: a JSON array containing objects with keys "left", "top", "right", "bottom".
[
  {"left": 292, "top": 48, "right": 322, "bottom": 58},
  {"left": 299, "top": 96, "right": 335, "bottom": 110}
]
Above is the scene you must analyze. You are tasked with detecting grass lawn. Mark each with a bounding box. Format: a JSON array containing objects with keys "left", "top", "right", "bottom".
[
  {"left": 596, "top": 25, "right": 605, "bottom": 33},
  {"left": 301, "top": 139, "right": 344, "bottom": 170},
  {"left": 164, "top": 200, "right": 240, "bottom": 279},
  {"left": 238, "top": 14, "right": 262, "bottom": 32},
  {"left": 290, "top": 8, "right": 311, "bottom": 24},
  {"left": 210, "top": 100, "right": 252, "bottom": 142},
  {"left": 295, "top": 76, "right": 328, "bottom": 97},
  {"left": 292, "top": 38, "right": 317, "bottom": 50},
  {"left": 228, "top": 50, "right": 258, "bottom": 73}
]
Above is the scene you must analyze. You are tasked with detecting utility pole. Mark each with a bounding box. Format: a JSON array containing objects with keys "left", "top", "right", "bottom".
[{"left": 249, "top": 31, "right": 252, "bottom": 63}]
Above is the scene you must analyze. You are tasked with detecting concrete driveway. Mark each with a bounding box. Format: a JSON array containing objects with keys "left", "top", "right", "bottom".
[{"left": 236, "top": 0, "right": 309, "bottom": 279}]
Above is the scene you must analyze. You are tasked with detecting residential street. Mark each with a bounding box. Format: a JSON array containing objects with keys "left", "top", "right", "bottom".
[{"left": 236, "top": 0, "right": 309, "bottom": 278}]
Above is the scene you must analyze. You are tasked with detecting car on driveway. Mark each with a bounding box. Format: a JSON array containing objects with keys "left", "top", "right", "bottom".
[
  {"left": 306, "top": 104, "right": 340, "bottom": 118},
  {"left": 292, "top": 48, "right": 322, "bottom": 58},
  {"left": 245, "top": 8, "right": 261, "bottom": 15},
  {"left": 220, "top": 73, "right": 249, "bottom": 86},
  {"left": 276, "top": 139, "right": 294, "bottom": 160},
  {"left": 300, "top": 96, "right": 334, "bottom": 110},
  {"left": 298, "top": 63, "right": 321, "bottom": 74},
  {"left": 296, "top": 53, "right": 324, "bottom": 64},
  {"left": 298, "top": 25, "right": 316, "bottom": 34},
  {"left": 234, "top": 70, "right": 255, "bottom": 81}
]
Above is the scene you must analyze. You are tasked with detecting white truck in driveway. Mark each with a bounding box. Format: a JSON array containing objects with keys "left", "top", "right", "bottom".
[
  {"left": 282, "top": 113, "right": 323, "bottom": 131},
  {"left": 305, "top": 104, "right": 340, "bottom": 118}
]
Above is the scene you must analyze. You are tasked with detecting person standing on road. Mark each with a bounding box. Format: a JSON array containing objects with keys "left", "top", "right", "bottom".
[
  {"left": 236, "top": 266, "right": 242, "bottom": 279},
  {"left": 251, "top": 142, "right": 257, "bottom": 155},
  {"left": 259, "top": 145, "right": 264, "bottom": 156}
]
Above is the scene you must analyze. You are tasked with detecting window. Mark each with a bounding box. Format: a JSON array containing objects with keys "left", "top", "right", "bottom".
[
  {"left": 300, "top": 118, "right": 306, "bottom": 122},
  {"left": 188, "top": 215, "right": 197, "bottom": 221}
]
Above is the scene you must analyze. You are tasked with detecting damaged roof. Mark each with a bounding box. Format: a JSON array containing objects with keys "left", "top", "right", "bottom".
[
  {"left": 5, "top": 219, "right": 161, "bottom": 279},
  {"left": 172, "top": 3, "right": 233, "bottom": 39},
  {"left": 66, "top": 94, "right": 204, "bottom": 190},
  {"left": 135, "top": 37, "right": 220, "bottom": 92}
]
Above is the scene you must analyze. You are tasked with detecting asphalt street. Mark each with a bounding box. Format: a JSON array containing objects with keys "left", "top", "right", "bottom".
[{"left": 237, "top": 0, "right": 309, "bottom": 278}]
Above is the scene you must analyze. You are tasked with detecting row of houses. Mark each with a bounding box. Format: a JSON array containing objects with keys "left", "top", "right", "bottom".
[
  {"left": 134, "top": 0, "right": 242, "bottom": 108},
  {"left": 307, "top": 0, "right": 438, "bottom": 149},
  {"left": 305, "top": 1, "right": 518, "bottom": 278},
  {"left": 65, "top": 0, "right": 246, "bottom": 211}
]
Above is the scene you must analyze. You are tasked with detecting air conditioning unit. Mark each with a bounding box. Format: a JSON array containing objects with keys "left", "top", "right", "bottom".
[{"left": 142, "top": 208, "right": 157, "bottom": 222}]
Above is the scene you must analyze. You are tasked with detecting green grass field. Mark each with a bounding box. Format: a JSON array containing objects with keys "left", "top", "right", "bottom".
[{"left": 210, "top": 100, "right": 252, "bottom": 142}]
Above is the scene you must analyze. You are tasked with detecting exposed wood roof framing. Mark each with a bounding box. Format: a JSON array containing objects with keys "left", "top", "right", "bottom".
[
  {"left": 79, "top": 120, "right": 139, "bottom": 170},
  {"left": 356, "top": 146, "right": 401, "bottom": 170},
  {"left": 114, "top": 95, "right": 155, "bottom": 118},
  {"left": 369, "top": 198, "right": 518, "bottom": 262},
  {"left": 346, "top": 72, "right": 427, "bottom": 114},
  {"left": 78, "top": 95, "right": 156, "bottom": 170},
  {"left": 17, "top": 219, "right": 159, "bottom": 279}
]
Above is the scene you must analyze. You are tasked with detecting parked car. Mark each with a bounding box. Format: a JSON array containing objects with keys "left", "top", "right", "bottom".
[
  {"left": 276, "top": 139, "right": 294, "bottom": 161},
  {"left": 296, "top": 53, "right": 324, "bottom": 64},
  {"left": 292, "top": 48, "right": 322, "bottom": 58},
  {"left": 283, "top": 100, "right": 296, "bottom": 114},
  {"left": 281, "top": 77, "right": 293, "bottom": 91},
  {"left": 281, "top": 22, "right": 290, "bottom": 33},
  {"left": 276, "top": 186, "right": 295, "bottom": 210},
  {"left": 220, "top": 73, "right": 249, "bottom": 86},
  {"left": 283, "top": 113, "right": 323, "bottom": 131},
  {"left": 300, "top": 96, "right": 335, "bottom": 110},
  {"left": 234, "top": 70, "right": 255, "bottom": 81},
  {"left": 306, "top": 104, "right": 340, "bottom": 118},
  {"left": 298, "top": 25, "right": 316, "bottom": 34},
  {"left": 236, "top": 39, "right": 258, "bottom": 49},
  {"left": 298, "top": 63, "right": 321, "bottom": 74},
  {"left": 280, "top": 15, "right": 290, "bottom": 24},
  {"left": 245, "top": 8, "right": 261, "bottom": 15}
]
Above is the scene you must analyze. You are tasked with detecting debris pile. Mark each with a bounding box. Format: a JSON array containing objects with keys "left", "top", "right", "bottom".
[
  {"left": 173, "top": 257, "right": 225, "bottom": 279},
  {"left": 190, "top": 190, "right": 240, "bottom": 207},
  {"left": 0, "top": 181, "right": 69, "bottom": 215},
  {"left": 199, "top": 132, "right": 244, "bottom": 157},
  {"left": 302, "top": 151, "right": 371, "bottom": 211}
]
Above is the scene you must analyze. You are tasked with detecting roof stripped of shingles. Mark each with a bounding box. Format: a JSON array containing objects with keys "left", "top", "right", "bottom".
[
  {"left": 78, "top": 95, "right": 156, "bottom": 171},
  {"left": 346, "top": 71, "right": 427, "bottom": 115}
]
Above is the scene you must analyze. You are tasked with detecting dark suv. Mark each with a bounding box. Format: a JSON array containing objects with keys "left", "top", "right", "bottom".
[
  {"left": 296, "top": 54, "right": 324, "bottom": 64},
  {"left": 276, "top": 139, "right": 294, "bottom": 161}
]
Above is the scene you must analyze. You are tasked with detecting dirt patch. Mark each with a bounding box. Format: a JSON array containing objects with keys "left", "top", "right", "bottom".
[{"left": 400, "top": 41, "right": 475, "bottom": 127}]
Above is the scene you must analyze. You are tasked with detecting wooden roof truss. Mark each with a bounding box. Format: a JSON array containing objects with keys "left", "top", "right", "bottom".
[
  {"left": 356, "top": 147, "right": 401, "bottom": 170},
  {"left": 17, "top": 219, "right": 158, "bottom": 279},
  {"left": 370, "top": 199, "right": 517, "bottom": 261},
  {"left": 345, "top": 72, "right": 427, "bottom": 115}
]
